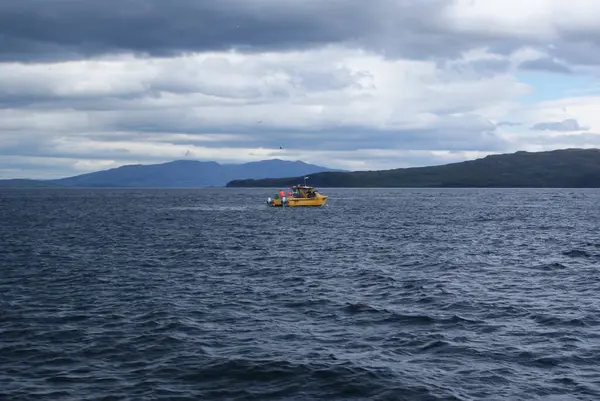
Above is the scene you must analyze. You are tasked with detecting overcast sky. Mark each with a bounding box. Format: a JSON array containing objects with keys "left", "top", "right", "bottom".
[{"left": 2, "top": 0, "right": 600, "bottom": 178}]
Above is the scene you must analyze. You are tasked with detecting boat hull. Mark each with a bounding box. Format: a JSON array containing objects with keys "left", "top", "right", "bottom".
[
  {"left": 267, "top": 184, "right": 328, "bottom": 207},
  {"left": 269, "top": 196, "right": 328, "bottom": 207}
]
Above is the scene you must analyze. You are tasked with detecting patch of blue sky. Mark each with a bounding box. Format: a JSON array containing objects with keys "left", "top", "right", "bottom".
[{"left": 515, "top": 71, "right": 600, "bottom": 104}]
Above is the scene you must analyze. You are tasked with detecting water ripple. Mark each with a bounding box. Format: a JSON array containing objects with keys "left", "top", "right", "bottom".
[{"left": 2, "top": 187, "right": 600, "bottom": 400}]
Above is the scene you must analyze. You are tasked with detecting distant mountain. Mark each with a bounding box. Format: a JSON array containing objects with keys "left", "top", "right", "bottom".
[
  {"left": 47, "top": 159, "right": 345, "bottom": 188},
  {"left": 0, "top": 179, "right": 62, "bottom": 188},
  {"left": 226, "top": 149, "right": 600, "bottom": 188}
]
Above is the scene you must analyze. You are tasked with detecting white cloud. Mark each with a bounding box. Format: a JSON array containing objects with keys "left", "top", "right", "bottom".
[
  {"left": 0, "top": 46, "right": 530, "bottom": 178},
  {"left": 509, "top": 96, "right": 600, "bottom": 130},
  {"left": 447, "top": 0, "right": 600, "bottom": 40},
  {"left": 446, "top": 0, "right": 557, "bottom": 40}
]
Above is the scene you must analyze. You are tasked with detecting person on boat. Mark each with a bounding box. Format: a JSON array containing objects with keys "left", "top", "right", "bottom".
[{"left": 275, "top": 189, "right": 284, "bottom": 206}]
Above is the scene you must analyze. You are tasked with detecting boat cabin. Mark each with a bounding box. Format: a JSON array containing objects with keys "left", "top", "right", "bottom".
[{"left": 291, "top": 185, "right": 318, "bottom": 199}]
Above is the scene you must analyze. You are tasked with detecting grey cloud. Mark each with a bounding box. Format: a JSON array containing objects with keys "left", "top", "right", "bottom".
[
  {"left": 496, "top": 121, "right": 522, "bottom": 127},
  {"left": 0, "top": 0, "right": 530, "bottom": 64},
  {"left": 0, "top": 116, "right": 509, "bottom": 165},
  {"left": 286, "top": 67, "right": 371, "bottom": 92},
  {"left": 88, "top": 124, "right": 510, "bottom": 153},
  {"left": 152, "top": 64, "right": 366, "bottom": 97},
  {"left": 0, "top": 56, "right": 368, "bottom": 112},
  {"left": 0, "top": 0, "right": 431, "bottom": 61},
  {"left": 469, "top": 58, "right": 512, "bottom": 76},
  {"left": 518, "top": 57, "right": 572, "bottom": 74},
  {"left": 1, "top": 0, "right": 600, "bottom": 69},
  {"left": 531, "top": 118, "right": 589, "bottom": 132},
  {"left": 71, "top": 103, "right": 505, "bottom": 151},
  {"left": 0, "top": 132, "right": 154, "bottom": 163},
  {"left": 0, "top": 92, "right": 152, "bottom": 110},
  {"left": 551, "top": 29, "right": 600, "bottom": 66},
  {"left": 436, "top": 58, "right": 512, "bottom": 78}
]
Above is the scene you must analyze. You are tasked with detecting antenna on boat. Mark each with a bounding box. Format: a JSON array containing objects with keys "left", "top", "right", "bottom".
[{"left": 304, "top": 176, "right": 309, "bottom": 186}]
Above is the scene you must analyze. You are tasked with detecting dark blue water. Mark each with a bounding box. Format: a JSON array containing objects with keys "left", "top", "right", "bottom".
[{"left": 2, "top": 188, "right": 600, "bottom": 400}]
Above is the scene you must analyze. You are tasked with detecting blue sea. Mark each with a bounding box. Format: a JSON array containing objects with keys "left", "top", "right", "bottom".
[{"left": 1, "top": 187, "right": 600, "bottom": 400}]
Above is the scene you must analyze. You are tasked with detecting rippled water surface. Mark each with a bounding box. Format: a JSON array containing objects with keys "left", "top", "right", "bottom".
[{"left": 2, "top": 187, "right": 600, "bottom": 400}]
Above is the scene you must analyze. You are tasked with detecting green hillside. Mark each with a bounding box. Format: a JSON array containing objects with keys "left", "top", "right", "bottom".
[{"left": 226, "top": 149, "right": 600, "bottom": 188}]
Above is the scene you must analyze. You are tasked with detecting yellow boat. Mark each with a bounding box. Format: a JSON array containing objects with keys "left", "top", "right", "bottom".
[{"left": 267, "top": 185, "right": 328, "bottom": 207}]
